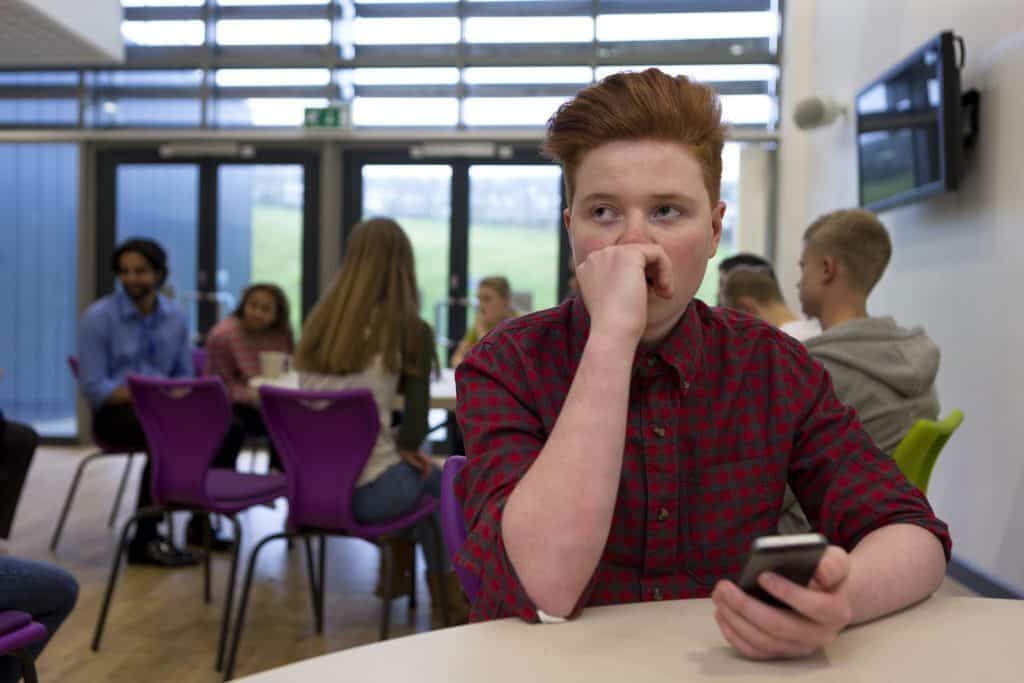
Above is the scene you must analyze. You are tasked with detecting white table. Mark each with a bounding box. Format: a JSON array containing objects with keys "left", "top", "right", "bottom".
[
  {"left": 251, "top": 368, "right": 458, "bottom": 411},
  {"left": 234, "top": 597, "right": 1022, "bottom": 682}
]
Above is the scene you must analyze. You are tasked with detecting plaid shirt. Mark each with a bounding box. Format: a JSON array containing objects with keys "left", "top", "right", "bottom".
[{"left": 455, "top": 297, "right": 951, "bottom": 623}]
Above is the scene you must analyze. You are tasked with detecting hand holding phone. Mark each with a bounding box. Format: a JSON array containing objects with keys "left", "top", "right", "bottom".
[
  {"left": 736, "top": 533, "right": 828, "bottom": 609},
  {"left": 714, "top": 535, "right": 853, "bottom": 660}
]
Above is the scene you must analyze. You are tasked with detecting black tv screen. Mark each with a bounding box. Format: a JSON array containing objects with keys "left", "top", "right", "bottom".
[{"left": 856, "top": 31, "right": 962, "bottom": 212}]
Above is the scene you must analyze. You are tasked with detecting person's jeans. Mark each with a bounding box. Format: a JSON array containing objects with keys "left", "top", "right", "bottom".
[
  {"left": 0, "top": 556, "right": 79, "bottom": 683},
  {"left": 352, "top": 462, "right": 451, "bottom": 573}
]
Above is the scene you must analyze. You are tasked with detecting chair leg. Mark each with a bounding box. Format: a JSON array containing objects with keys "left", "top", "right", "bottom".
[
  {"left": 303, "top": 535, "right": 322, "bottom": 632},
  {"left": 222, "top": 531, "right": 289, "bottom": 682},
  {"left": 92, "top": 508, "right": 160, "bottom": 651},
  {"left": 408, "top": 543, "right": 418, "bottom": 610},
  {"left": 107, "top": 453, "right": 135, "bottom": 529},
  {"left": 379, "top": 541, "right": 393, "bottom": 641},
  {"left": 50, "top": 451, "right": 105, "bottom": 552},
  {"left": 164, "top": 511, "right": 175, "bottom": 547},
  {"left": 318, "top": 535, "right": 327, "bottom": 633},
  {"left": 430, "top": 517, "right": 451, "bottom": 628},
  {"left": 14, "top": 649, "right": 38, "bottom": 683},
  {"left": 215, "top": 516, "right": 244, "bottom": 673},
  {"left": 203, "top": 513, "right": 213, "bottom": 605}
]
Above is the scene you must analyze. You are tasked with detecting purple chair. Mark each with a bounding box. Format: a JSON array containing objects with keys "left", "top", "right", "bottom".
[
  {"left": 51, "top": 357, "right": 144, "bottom": 552},
  {"left": 91, "top": 375, "right": 288, "bottom": 673},
  {"left": 440, "top": 455, "right": 479, "bottom": 603},
  {"left": 222, "top": 385, "right": 451, "bottom": 681},
  {"left": 0, "top": 611, "right": 47, "bottom": 683}
]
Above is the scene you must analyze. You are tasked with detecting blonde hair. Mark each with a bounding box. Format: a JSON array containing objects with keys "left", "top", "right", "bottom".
[
  {"left": 541, "top": 68, "right": 726, "bottom": 205},
  {"left": 294, "top": 217, "right": 435, "bottom": 377},
  {"left": 478, "top": 276, "right": 511, "bottom": 301},
  {"left": 803, "top": 209, "right": 892, "bottom": 294},
  {"left": 721, "top": 267, "right": 785, "bottom": 308}
]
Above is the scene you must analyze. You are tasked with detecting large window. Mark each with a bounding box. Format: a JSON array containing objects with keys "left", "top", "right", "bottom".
[
  {"left": 0, "top": 144, "right": 79, "bottom": 437},
  {"left": 0, "top": 1, "right": 781, "bottom": 130}
]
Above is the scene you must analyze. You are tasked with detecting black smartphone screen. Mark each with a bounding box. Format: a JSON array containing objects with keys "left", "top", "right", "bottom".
[{"left": 736, "top": 536, "right": 827, "bottom": 609}]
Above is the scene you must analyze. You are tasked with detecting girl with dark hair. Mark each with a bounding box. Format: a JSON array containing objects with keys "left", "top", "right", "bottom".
[
  {"left": 206, "top": 283, "right": 294, "bottom": 404},
  {"left": 203, "top": 283, "right": 294, "bottom": 477}
]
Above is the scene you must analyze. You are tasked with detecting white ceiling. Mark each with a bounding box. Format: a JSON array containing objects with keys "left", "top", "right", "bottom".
[{"left": 0, "top": 0, "right": 123, "bottom": 67}]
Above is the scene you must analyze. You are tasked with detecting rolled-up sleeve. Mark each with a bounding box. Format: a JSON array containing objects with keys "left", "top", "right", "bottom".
[
  {"left": 786, "top": 348, "right": 952, "bottom": 560},
  {"left": 77, "top": 311, "right": 117, "bottom": 408},
  {"left": 454, "top": 339, "right": 598, "bottom": 623}
]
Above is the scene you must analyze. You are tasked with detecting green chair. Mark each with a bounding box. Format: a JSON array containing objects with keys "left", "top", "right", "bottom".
[{"left": 891, "top": 409, "right": 964, "bottom": 495}]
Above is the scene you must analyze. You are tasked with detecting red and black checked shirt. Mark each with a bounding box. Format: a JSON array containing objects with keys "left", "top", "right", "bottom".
[{"left": 454, "top": 297, "right": 951, "bottom": 623}]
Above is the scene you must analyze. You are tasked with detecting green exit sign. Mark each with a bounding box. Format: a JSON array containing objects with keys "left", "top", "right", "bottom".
[{"left": 304, "top": 104, "right": 351, "bottom": 129}]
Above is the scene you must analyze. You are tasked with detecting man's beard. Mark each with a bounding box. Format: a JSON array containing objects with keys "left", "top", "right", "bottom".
[{"left": 124, "top": 284, "right": 154, "bottom": 302}]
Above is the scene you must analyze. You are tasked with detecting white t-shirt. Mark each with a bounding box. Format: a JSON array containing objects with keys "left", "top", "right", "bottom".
[{"left": 780, "top": 318, "right": 822, "bottom": 342}]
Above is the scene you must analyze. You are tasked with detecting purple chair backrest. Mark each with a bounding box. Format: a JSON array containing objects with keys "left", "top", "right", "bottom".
[
  {"left": 258, "top": 385, "right": 379, "bottom": 533},
  {"left": 127, "top": 375, "right": 233, "bottom": 508},
  {"left": 192, "top": 348, "right": 206, "bottom": 377},
  {"left": 0, "top": 610, "right": 47, "bottom": 656},
  {"left": 0, "top": 611, "right": 31, "bottom": 637},
  {"left": 441, "top": 455, "right": 479, "bottom": 602}
]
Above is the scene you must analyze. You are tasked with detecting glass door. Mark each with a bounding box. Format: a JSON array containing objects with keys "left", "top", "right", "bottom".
[
  {"left": 360, "top": 164, "right": 453, "bottom": 360},
  {"left": 467, "top": 164, "right": 564, "bottom": 317},
  {"left": 344, "top": 148, "right": 568, "bottom": 366},
  {"left": 217, "top": 164, "right": 309, "bottom": 335},
  {"left": 113, "top": 163, "right": 201, "bottom": 336},
  {"left": 97, "top": 148, "right": 319, "bottom": 344}
]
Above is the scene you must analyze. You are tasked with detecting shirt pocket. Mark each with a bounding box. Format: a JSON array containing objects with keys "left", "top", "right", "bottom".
[{"left": 684, "top": 461, "right": 782, "bottom": 584}]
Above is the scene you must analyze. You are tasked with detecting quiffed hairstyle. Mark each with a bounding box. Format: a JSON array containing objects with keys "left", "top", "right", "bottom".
[
  {"left": 294, "top": 217, "right": 436, "bottom": 377},
  {"left": 112, "top": 238, "right": 168, "bottom": 287},
  {"left": 232, "top": 282, "right": 294, "bottom": 343},
  {"left": 541, "top": 68, "right": 727, "bottom": 205},
  {"left": 720, "top": 267, "right": 786, "bottom": 308},
  {"left": 803, "top": 209, "right": 893, "bottom": 294}
]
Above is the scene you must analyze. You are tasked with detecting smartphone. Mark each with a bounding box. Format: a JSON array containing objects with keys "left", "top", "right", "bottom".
[{"left": 736, "top": 533, "right": 828, "bottom": 609}]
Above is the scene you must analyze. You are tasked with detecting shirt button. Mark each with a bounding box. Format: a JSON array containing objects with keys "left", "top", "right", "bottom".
[
  {"left": 651, "top": 425, "right": 665, "bottom": 438},
  {"left": 646, "top": 357, "right": 657, "bottom": 367},
  {"left": 657, "top": 507, "right": 670, "bottom": 522},
  {"left": 652, "top": 587, "right": 664, "bottom": 601},
  {"left": 682, "top": 381, "right": 690, "bottom": 393}
]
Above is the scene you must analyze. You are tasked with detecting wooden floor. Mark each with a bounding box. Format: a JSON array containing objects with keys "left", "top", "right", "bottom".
[
  {"left": 9, "top": 445, "right": 977, "bottom": 682},
  {"left": 10, "top": 445, "right": 438, "bottom": 682}
]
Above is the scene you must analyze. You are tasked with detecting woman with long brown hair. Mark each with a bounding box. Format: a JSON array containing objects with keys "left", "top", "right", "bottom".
[{"left": 294, "top": 217, "right": 468, "bottom": 625}]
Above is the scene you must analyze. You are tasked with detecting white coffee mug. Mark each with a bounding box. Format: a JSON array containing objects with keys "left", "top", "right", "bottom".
[{"left": 259, "top": 351, "right": 291, "bottom": 379}]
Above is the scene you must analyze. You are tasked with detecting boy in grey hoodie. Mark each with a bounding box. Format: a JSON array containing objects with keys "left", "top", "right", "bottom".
[{"left": 779, "top": 208, "right": 940, "bottom": 533}]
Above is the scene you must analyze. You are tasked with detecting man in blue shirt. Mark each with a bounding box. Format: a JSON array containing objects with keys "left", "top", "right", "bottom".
[{"left": 78, "top": 238, "right": 241, "bottom": 566}]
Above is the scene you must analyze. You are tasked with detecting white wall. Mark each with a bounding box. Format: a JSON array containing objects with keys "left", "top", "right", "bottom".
[
  {"left": 778, "top": 0, "right": 1024, "bottom": 590},
  {"left": 0, "top": 0, "right": 122, "bottom": 66}
]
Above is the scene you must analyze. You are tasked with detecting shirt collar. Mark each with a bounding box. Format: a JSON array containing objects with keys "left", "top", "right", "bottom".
[
  {"left": 115, "top": 288, "right": 166, "bottom": 322},
  {"left": 567, "top": 296, "right": 705, "bottom": 385}
]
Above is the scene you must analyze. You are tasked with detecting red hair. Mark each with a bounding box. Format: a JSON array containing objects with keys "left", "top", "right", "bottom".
[{"left": 542, "top": 68, "right": 726, "bottom": 205}]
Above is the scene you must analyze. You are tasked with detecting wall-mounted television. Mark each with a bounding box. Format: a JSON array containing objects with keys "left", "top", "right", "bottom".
[{"left": 856, "top": 31, "right": 963, "bottom": 213}]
